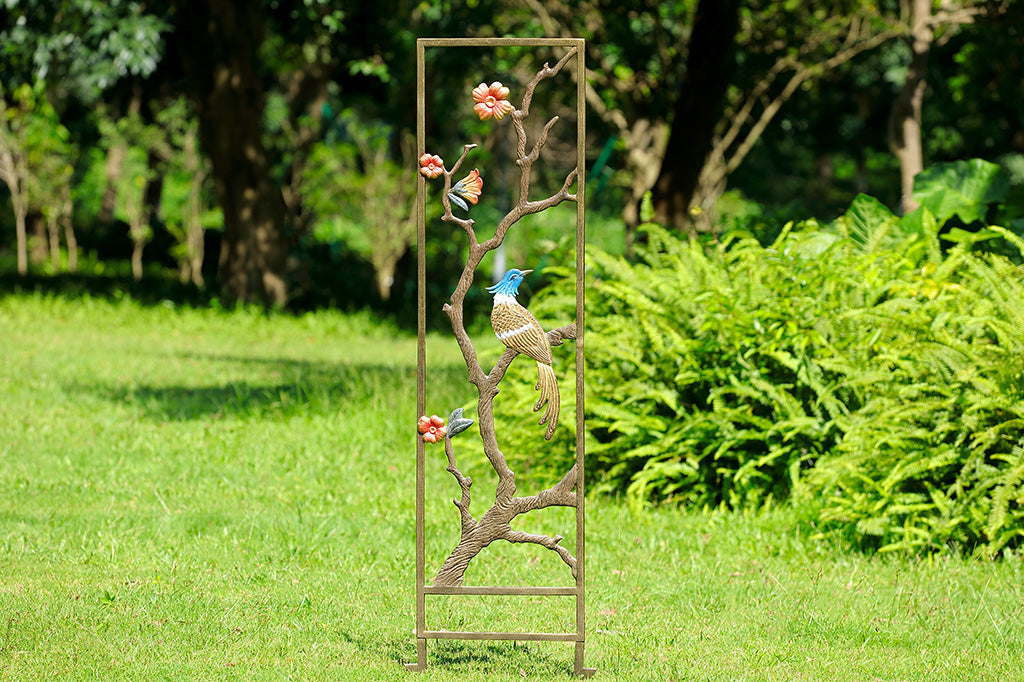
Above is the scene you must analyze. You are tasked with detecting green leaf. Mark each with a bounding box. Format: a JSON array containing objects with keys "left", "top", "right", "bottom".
[
  {"left": 845, "top": 193, "right": 896, "bottom": 247},
  {"left": 912, "top": 159, "right": 1010, "bottom": 224},
  {"left": 940, "top": 227, "right": 1002, "bottom": 246}
]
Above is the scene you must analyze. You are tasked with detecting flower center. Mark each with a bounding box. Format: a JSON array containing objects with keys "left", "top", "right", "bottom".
[{"left": 485, "top": 96, "right": 497, "bottom": 106}]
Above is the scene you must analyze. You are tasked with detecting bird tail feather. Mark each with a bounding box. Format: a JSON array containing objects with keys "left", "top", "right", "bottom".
[{"left": 534, "top": 362, "right": 560, "bottom": 440}]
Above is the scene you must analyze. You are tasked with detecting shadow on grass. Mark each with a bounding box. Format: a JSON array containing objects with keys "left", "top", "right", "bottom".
[
  {"left": 380, "top": 634, "right": 576, "bottom": 677},
  {"left": 0, "top": 271, "right": 215, "bottom": 308},
  {"left": 65, "top": 353, "right": 466, "bottom": 421},
  {"left": 66, "top": 354, "right": 404, "bottom": 421},
  {"left": 0, "top": 266, "right": 462, "bottom": 333}
]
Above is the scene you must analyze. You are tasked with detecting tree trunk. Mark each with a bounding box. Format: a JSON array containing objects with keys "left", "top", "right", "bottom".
[
  {"left": 1, "top": 147, "right": 29, "bottom": 275},
  {"left": 889, "top": 0, "right": 933, "bottom": 214},
  {"left": 62, "top": 185, "right": 78, "bottom": 273},
  {"left": 13, "top": 197, "right": 28, "bottom": 276},
  {"left": 29, "top": 212, "right": 47, "bottom": 266},
  {"left": 171, "top": 0, "right": 288, "bottom": 306},
  {"left": 619, "top": 118, "right": 668, "bottom": 253},
  {"left": 130, "top": 222, "right": 146, "bottom": 281},
  {"left": 100, "top": 93, "right": 141, "bottom": 223},
  {"left": 47, "top": 212, "right": 60, "bottom": 269},
  {"left": 144, "top": 149, "right": 164, "bottom": 225},
  {"left": 186, "top": 147, "right": 206, "bottom": 287},
  {"left": 374, "top": 263, "right": 394, "bottom": 301},
  {"left": 649, "top": 0, "right": 741, "bottom": 233},
  {"left": 128, "top": 192, "right": 149, "bottom": 282},
  {"left": 100, "top": 144, "right": 126, "bottom": 223}
]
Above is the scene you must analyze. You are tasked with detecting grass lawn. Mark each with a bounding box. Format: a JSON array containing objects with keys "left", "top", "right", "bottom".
[{"left": 2, "top": 292, "right": 1023, "bottom": 680}]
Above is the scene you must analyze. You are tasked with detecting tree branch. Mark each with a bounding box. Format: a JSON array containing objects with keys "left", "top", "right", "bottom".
[
  {"left": 521, "top": 115, "right": 561, "bottom": 166},
  {"left": 443, "top": 436, "right": 476, "bottom": 535},
  {"left": 512, "top": 463, "right": 579, "bottom": 514},
  {"left": 433, "top": 460, "right": 581, "bottom": 586},
  {"left": 712, "top": 21, "right": 904, "bottom": 183},
  {"left": 505, "top": 530, "right": 577, "bottom": 577}
]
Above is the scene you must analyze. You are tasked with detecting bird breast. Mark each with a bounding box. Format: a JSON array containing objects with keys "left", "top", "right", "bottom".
[{"left": 491, "top": 302, "right": 553, "bottom": 364}]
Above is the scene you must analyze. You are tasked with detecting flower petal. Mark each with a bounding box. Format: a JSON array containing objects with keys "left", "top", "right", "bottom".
[
  {"left": 491, "top": 100, "right": 512, "bottom": 120},
  {"left": 473, "top": 102, "right": 493, "bottom": 120}
]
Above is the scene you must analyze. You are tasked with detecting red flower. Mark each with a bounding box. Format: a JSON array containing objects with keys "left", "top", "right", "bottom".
[
  {"left": 472, "top": 82, "right": 512, "bottom": 121},
  {"left": 417, "top": 414, "right": 446, "bottom": 443},
  {"left": 419, "top": 153, "right": 445, "bottom": 178}
]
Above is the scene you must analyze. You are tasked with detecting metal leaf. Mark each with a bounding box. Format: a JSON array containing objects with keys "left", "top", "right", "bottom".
[
  {"left": 448, "top": 192, "right": 469, "bottom": 212},
  {"left": 446, "top": 407, "right": 475, "bottom": 438}
]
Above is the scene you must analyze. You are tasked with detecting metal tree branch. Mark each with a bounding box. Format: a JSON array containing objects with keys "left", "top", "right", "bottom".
[
  {"left": 429, "top": 48, "right": 582, "bottom": 587},
  {"left": 442, "top": 436, "right": 475, "bottom": 536},
  {"left": 432, "top": 324, "right": 578, "bottom": 586},
  {"left": 432, "top": 457, "right": 580, "bottom": 586}
]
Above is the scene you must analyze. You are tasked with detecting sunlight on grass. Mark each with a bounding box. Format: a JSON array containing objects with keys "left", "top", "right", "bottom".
[{"left": 2, "top": 293, "right": 1022, "bottom": 680}]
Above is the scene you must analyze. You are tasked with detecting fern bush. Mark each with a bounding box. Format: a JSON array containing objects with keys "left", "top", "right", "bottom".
[
  {"left": 498, "top": 190, "right": 1024, "bottom": 556},
  {"left": 805, "top": 226, "right": 1024, "bottom": 555}
]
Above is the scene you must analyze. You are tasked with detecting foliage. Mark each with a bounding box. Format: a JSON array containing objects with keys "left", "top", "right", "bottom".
[
  {"left": 912, "top": 157, "right": 1011, "bottom": 224},
  {"left": 155, "top": 97, "right": 221, "bottom": 286},
  {"left": 0, "top": 0, "right": 167, "bottom": 100},
  {"left": 95, "top": 105, "right": 165, "bottom": 280},
  {"left": 0, "top": 81, "right": 76, "bottom": 272},
  {"left": 500, "top": 162, "right": 1024, "bottom": 556},
  {"left": 1, "top": 0, "right": 1022, "bottom": 308},
  {"left": 300, "top": 110, "right": 416, "bottom": 301},
  {"left": 732, "top": 2, "right": 1024, "bottom": 220}
]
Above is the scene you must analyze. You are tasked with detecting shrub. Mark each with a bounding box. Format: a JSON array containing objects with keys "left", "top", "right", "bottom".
[{"left": 499, "top": 193, "right": 1024, "bottom": 555}]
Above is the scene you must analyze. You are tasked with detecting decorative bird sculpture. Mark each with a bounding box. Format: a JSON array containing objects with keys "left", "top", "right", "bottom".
[{"left": 486, "top": 268, "right": 560, "bottom": 440}]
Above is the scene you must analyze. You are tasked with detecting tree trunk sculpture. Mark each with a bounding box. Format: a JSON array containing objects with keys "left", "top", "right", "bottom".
[{"left": 419, "top": 47, "right": 581, "bottom": 588}]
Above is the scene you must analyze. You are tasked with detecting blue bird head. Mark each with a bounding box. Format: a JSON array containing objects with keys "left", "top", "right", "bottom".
[{"left": 486, "top": 268, "right": 533, "bottom": 298}]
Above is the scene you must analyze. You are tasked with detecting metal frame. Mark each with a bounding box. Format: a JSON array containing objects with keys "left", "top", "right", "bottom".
[{"left": 408, "top": 37, "right": 591, "bottom": 676}]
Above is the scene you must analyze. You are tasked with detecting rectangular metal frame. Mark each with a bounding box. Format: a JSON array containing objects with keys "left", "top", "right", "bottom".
[{"left": 411, "top": 37, "right": 590, "bottom": 675}]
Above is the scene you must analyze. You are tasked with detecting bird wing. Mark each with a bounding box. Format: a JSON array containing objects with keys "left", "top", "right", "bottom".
[{"left": 492, "top": 303, "right": 553, "bottom": 364}]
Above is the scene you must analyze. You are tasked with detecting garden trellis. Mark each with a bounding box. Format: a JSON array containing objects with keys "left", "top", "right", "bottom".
[{"left": 407, "top": 37, "right": 593, "bottom": 677}]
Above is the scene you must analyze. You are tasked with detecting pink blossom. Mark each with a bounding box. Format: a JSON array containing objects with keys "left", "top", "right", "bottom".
[
  {"left": 472, "top": 82, "right": 512, "bottom": 121},
  {"left": 418, "top": 153, "right": 445, "bottom": 178},
  {"left": 417, "top": 414, "right": 446, "bottom": 443}
]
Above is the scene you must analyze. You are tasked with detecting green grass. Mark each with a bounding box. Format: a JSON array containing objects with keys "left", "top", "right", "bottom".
[{"left": 2, "top": 292, "right": 1023, "bottom": 680}]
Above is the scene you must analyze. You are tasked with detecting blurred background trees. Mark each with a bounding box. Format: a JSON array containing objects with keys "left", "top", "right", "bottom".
[{"left": 0, "top": 0, "right": 1022, "bottom": 308}]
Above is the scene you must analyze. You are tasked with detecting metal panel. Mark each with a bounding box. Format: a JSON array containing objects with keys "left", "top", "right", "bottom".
[{"left": 408, "top": 37, "right": 592, "bottom": 677}]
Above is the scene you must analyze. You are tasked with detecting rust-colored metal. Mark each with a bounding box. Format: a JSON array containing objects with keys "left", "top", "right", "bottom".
[{"left": 407, "top": 38, "right": 592, "bottom": 676}]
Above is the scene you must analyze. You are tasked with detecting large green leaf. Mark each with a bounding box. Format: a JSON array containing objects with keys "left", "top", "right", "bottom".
[
  {"left": 844, "top": 193, "right": 897, "bottom": 250},
  {"left": 912, "top": 159, "right": 1010, "bottom": 224}
]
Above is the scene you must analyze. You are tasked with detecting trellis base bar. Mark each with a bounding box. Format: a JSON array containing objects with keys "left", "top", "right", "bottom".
[
  {"left": 423, "top": 585, "right": 577, "bottom": 596},
  {"left": 421, "top": 631, "right": 578, "bottom": 642}
]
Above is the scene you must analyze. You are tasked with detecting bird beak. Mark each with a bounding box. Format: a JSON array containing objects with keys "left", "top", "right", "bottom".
[{"left": 520, "top": 269, "right": 533, "bottom": 276}]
